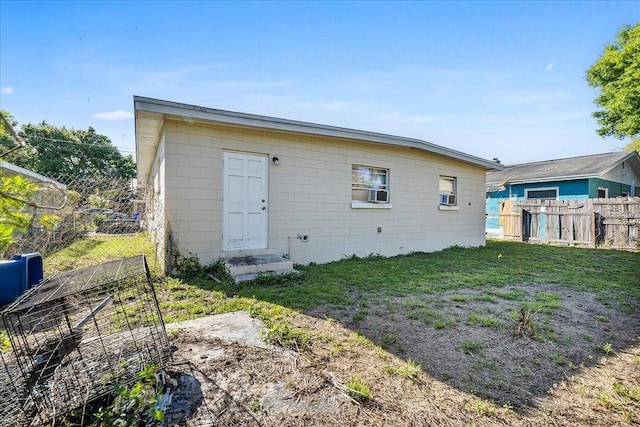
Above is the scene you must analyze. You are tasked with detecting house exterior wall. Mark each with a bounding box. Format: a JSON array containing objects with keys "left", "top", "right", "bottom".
[
  {"left": 600, "top": 162, "right": 640, "bottom": 196},
  {"left": 587, "top": 178, "right": 635, "bottom": 197},
  {"left": 485, "top": 178, "right": 639, "bottom": 235},
  {"left": 157, "top": 120, "right": 487, "bottom": 267},
  {"left": 487, "top": 180, "right": 590, "bottom": 201},
  {"left": 486, "top": 180, "right": 589, "bottom": 234},
  {"left": 146, "top": 135, "right": 167, "bottom": 271}
]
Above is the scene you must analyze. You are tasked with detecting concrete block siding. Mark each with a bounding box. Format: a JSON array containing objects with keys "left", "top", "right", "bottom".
[{"left": 159, "top": 120, "right": 487, "bottom": 266}]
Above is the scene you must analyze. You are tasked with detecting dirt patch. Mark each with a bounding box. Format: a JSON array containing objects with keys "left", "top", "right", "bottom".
[
  {"left": 166, "top": 319, "right": 515, "bottom": 426},
  {"left": 308, "top": 283, "right": 640, "bottom": 407},
  {"left": 163, "top": 288, "right": 640, "bottom": 426}
]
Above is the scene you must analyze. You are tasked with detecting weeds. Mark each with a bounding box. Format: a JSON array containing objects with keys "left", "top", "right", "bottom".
[
  {"left": 451, "top": 294, "right": 469, "bottom": 302},
  {"left": 348, "top": 332, "right": 375, "bottom": 349},
  {"left": 0, "top": 330, "right": 11, "bottom": 353},
  {"left": 596, "top": 342, "right": 614, "bottom": 355},
  {"left": 172, "top": 251, "right": 230, "bottom": 281},
  {"left": 613, "top": 382, "right": 640, "bottom": 404},
  {"left": 467, "top": 312, "right": 501, "bottom": 328},
  {"left": 432, "top": 318, "right": 450, "bottom": 330},
  {"left": 524, "top": 292, "right": 562, "bottom": 313},
  {"left": 345, "top": 375, "right": 372, "bottom": 403},
  {"left": 248, "top": 399, "right": 262, "bottom": 411},
  {"left": 384, "top": 359, "right": 422, "bottom": 383},
  {"left": 551, "top": 353, "right": 565, "bottom": 366},
  {"left": 352, "top": 309, "right": 368, "bottom": 323},
  {"left": 514, "top": 306, "right": 536, "bottom": 338},
  {"left": 473, "top": 400, "right": 498, "bottom": 416},
  {"left": 475, "top": 294, "right": 498, "bottom": 303},
  {"left": 456, "top": 340, "right": 483, "bottom": 355},
  {"left": 381, "top": 333, "right": 397, "bottom": 349},
  {"left": 52, "top": 364, "right": 164, "bottom": 426},
  {"left": 264, "top": 322, "right": 311, "bottom": 349}
]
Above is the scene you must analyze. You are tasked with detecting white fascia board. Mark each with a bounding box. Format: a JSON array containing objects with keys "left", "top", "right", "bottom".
[
  {"left": 135, "top": 109, "right": 165, "bottom": 182},
  {"left": 500, "top": 174, "right": 598, "bottom": 185},
  {"left": 134, "top": 96, "right": 504, "bottom": 171},
  {"left": 598, "top": 151, "right": 640, "bottom": 177}
]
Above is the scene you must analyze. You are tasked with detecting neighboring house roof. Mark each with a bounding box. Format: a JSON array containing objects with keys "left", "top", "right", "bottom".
[
  {"left": 486, "top": 151, "right": 640, "bottom": 187},
  {"left": 134, "top": 96, "right": 504, "bottom": 182},
  {"left": 0, "top": 160, "right": 66, "bottom": 189}
]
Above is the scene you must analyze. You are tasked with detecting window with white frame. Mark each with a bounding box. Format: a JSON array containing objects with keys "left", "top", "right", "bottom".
[
  {"left": 439, "top": 176, "right": 457, "bottom": 206},
  {"left": 525, "top": 187, "right": 558, "bottom": 200},
  {"left": 597, "top": 187, "right": 608, "bottom": 198},
  {"left": 352, "top": 165, "right": 389, "bottom": 204}
]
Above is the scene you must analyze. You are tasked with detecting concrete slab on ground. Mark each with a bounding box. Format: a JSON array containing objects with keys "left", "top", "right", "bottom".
[
  {"left": 224, "top": 254, "right": 296, "bottom": 283},
  {"left": 166, "top": 311, "right": 272, "bottom": 349}
]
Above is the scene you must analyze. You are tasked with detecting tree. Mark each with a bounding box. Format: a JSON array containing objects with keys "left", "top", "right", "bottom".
[
  {"left": 585, "top": 23, "right": 640, "bottom": 139},
  {"left": 16, "top": 122, "right": 136, "bottom": 179},
  {"left": 0, "top": 175, "right": 39, "bottom": 253},
  {"left": 0, "top": 111, "right": 17, "bottom": 153},
  {"left": 625, "top": 139, "right": 640, "bottom": 152},
  {"left": 2, "top": 112, "right": 135, "bottom": 179},
  {"left": 0, "top": 111, "right": 32, "bottom": 166},
  {"left": 1, "top": 117, "right": 61, "bottom": 254}
]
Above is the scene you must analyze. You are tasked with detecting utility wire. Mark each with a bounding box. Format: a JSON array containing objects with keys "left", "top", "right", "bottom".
[{"left": 2, "top": 134, "right": 135, "bottom": 155}]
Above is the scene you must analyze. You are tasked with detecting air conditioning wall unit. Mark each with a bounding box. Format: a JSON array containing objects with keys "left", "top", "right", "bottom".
[
  {"left": 368, "top": 189, "right": 389, "bottom": 203},
  {"left": 440, "top": 194, "right": 456, "bottom": 206}
]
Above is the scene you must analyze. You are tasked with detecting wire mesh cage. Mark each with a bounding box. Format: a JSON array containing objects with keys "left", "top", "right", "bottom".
[{"left": 0, "top": 255, "right": 171, "bottom": 426}]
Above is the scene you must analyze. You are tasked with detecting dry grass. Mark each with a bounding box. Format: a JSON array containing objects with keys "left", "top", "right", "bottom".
[
  {"left": 169, "top": 312, "right": 640, "bottom": 426},
  {"left": 532, "top": 348, "right": 640, "bottom": 425},
  {"left": 515, "top": 306, "right": 537, "bottom": 338}
]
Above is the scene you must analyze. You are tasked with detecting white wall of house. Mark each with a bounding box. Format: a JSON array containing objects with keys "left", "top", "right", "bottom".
[
  {"left": 602, "top": 161, "right": 640, "bottom": 194},
  {"left": 146, "top": 134, "right": 167, "bottom": 270},
  {"left": 152, "top": 119, "right": 487, "bottom": 266}
]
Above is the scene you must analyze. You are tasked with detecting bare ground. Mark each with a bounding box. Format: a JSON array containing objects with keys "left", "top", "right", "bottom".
[{"left": 164, "top": 283, "right": 640, "bottom": 426}]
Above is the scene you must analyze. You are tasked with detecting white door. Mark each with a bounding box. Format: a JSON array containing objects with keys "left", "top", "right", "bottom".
[{"left": 223, "top": 152, "right": 268, "bottom": 251}]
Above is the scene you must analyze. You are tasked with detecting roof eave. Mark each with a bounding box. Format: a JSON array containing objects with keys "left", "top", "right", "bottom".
[
  {"left": 487, "top": 174, "right": 598, "bottom": 187},
  {"left": 0, "top": 160, "right": 67, "bottom": 189},
  {"left": 598, "top": 150, "right": 640, "bottom": 176},
  {"left": 134, "top": 96, "right": 504, "bottom": 177}
]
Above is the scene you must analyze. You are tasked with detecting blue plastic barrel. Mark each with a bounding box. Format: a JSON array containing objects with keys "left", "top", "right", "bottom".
[{"left": 0, "top": 252, "right": 43, "bottom": 305}]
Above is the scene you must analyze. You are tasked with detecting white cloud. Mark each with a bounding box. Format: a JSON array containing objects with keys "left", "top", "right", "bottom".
[
  {"left": 1, "top": 86, "right": 14, "bottom": 94},
  {"left": 93, "top": 110, "right": 134, "bottom": 120},
  {"left": 546, "top": 63, "right": 554, "bottom": 71}
]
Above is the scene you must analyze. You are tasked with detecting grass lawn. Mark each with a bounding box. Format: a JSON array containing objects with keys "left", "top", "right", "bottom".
[
  {"left": 42, "top": 238, "right": 640, "bottom": 425},
  {"left": 172, "top": 239, "right": 639, "bottom": 317},
  {"left": 44, "top": 232, "right": 157, "bottom": 275},
  {"left": 156, "top": 239, "right": 640, "bottom": 422}
]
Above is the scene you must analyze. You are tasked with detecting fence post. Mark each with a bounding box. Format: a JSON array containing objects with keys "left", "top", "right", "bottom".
[
  {"left": 521, "top": 209, "right": 531, "bottom": 242},
  {"left": 591, "top": 211, "right": 596, "bottom": 248}
]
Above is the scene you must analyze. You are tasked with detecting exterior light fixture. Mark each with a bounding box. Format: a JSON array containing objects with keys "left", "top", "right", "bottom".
[{"left": 272, "top": 156, "right": 279, "bottom": 165}]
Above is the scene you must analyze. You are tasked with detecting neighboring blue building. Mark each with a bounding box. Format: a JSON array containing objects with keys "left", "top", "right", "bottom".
[{"left": 486, "top": 151, "right": 640, "bottom": 236}]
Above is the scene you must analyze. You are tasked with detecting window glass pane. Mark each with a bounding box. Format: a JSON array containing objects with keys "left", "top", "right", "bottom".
[
  {"left": 439, "top": 177, "right": 455, "bottom": 194},
  {"left": 352, "top": 166, "right": 387, "bottom": 189},
  {"left": 527, "top": 189, "right": 557, "bottom": 199},
  {"left": 352, "top": 165, "right": 389, "bottom": 202}
]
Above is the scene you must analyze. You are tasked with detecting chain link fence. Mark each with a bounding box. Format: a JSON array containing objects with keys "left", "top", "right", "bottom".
[{"left": 1, "top": 164, "right": 158, "bottom": 276}]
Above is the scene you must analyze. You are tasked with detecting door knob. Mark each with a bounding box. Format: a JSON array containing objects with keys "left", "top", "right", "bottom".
[{"left": 261, "top": 206, "right": 266, "bottom": 210}]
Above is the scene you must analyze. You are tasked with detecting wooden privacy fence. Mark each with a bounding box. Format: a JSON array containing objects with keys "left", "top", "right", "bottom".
[{"left": 490, "top": 197, "right": 640, "bottom": 250}]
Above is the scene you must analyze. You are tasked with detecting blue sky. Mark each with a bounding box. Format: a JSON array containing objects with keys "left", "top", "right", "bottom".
[{"left": 1, "top": 1, "right": 638, "bottom": 164}]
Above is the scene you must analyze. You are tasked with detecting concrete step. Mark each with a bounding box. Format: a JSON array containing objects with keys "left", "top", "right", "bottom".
[{"left": 224, "top": 254, "right": 296, "bottom": 283}]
